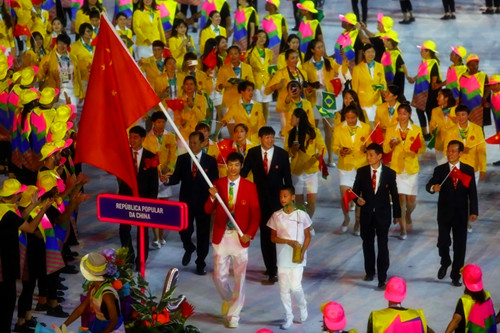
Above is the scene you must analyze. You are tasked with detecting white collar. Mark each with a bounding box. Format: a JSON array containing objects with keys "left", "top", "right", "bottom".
[{"left": 343, "top": 119, "right": 361, "bottom": 127}]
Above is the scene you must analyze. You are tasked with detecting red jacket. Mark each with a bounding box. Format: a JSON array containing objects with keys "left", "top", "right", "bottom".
[{"left": 205, "top": 177, "right": 261, "bottom": 247}]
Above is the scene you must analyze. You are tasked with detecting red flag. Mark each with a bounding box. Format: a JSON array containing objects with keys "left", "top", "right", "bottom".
[
  {"left": 330, "top": 78, "right": 343, "bottom": 97},
  {"left": 369, "top": 123, "right": 384, "bottom": 145},
  {"left": 410, "top": 133, "right": 422, "bottom": 153},
  {"left": 216, "top": 139, "right": 234, "bottom": 165},
  {"left": 485, "top": 133, "right": 500, "bottom": 144},
  {"left": 74, "top": 14, "right": 160, "bottom": 197},
  {"left": 202, "top": 48, "right": 218, "bottom": 70},
  {"left": 451, "top": 167, "right": 472, "bottom": 188},
  {"left": 318, "top": 147, "right": 329, "bottom": 179},
  {"left": 166, "top": 99, "right": 185, "bottom": 111},
  {"left": 342, "top": 189, "right": 358, "bottom": 212}
]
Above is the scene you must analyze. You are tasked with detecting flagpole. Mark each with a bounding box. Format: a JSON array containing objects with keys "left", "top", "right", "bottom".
[
  {"left": 158, "top": 103, "right": 244, "bottom": 237},
  {"left": 366, "top": 122, "right": 380, "bottom": 141},
  {"left": 466, "top": 140, "right": 485, "bottom": 149},
  {"left": 214, "top": 141, "right": 228, "bottom": 169},
  {"left": 439, "top": 167, "right": 455, "bottom": 186}
]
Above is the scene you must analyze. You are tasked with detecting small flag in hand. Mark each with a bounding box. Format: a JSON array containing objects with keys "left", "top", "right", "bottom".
[
  {"left": 410, "top": 133, "right": 422, "bottom": 153},
  {"left": 369, "top": 123, "right": 384, "bottom": 145},
  {"left": 485, "top": 133, "right": 500, "bottom": 144},
  {"left": 451, "top": 167, "right": 472, "bottom": 188},
  {"left": 322, "top": 91, "right": 337, "bottom": 110},
  {"left": 318, "top": 148, "right": 329, "bottom": 179},
  {"left": 317, "top": 106, "right": 335, "bottom": 119},
  {"left": 216, "top": 139, "right": 234, "bottom": 165},
  {"left": 343, "top": 189, "right": 358, "bottom": 212},
  {"left": 427, "top": 128, "right": 438, "bottom": 149}
]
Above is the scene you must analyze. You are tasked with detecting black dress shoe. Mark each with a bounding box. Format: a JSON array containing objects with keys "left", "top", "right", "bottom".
[
  {"left": 57, "top": 296, "right": 65, "bottom": 303},
  {"left": 268, "top": 275, "right": 278, "bottom": 283},
  {"left": 493, "top": 160, "right": 500, "bottom": 166},
  {"left": 182, "top": 249, "right": 194, "bottom": 266},
  {"left": 57, "top": 290, "right": 64, "bottom": 297},
  {"left": 35, "top": 303, "right": 49, "bottom": 311},
  {"left": 482, "top": 8, "right": 494, "bottom": 14},
  {"left": 25, "top": 317, "right": 38, "bottom": 328},
  {"left": 60, "top": 265, "right": 78, "bottom": 274},
  {"left": 195, "top": 267, "right": 207, "bottom": 275},
  {"left": 437, "top": 264, "right": 449, "bottom": 280},
  {"left": 56, "top": 282, "right": 68, "bottom": 290},
  {"left": 363, "top": 274, "right": 374, "bottom": 281},
  {"left": 451, "top": 279, "right": 462, "bottom": 287},
  {"left": 378, "top": 281, "right": 386, "bottom": 289},
  {"left": 14, "top": 323, "right": 34, "bottom": 333},
  {"left": 440, "top": 15, "right": 450, "bottom": 20},
  {"left": 450, "top": 14, "right": 456, "bottom": 19},
  {"left": 409, "top": 17, "right": 415, "bottom": 22},
  {"left": 46, "top": 305, "right": 69, "bottom": 318}
]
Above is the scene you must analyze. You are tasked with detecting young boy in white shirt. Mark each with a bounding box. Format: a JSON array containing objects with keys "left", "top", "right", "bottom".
[{"left": 267, "top": 185, "right": 312, "bottom": 330}]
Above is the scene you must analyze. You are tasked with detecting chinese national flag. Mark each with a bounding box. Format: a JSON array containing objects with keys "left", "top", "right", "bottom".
[
  {"left": 451, "top": 167, "right": 472, "bottom": 188},
  {"left": 74, "top": 14, "right": 160, "bottom": 196},
  {"left": 410, "top": 133, "right": 422, "bottom": 153},
  {"left": 318, "top": 148, "right": 329, "bottom": 179},
  {"left": 216, "top": 139, "right": 234, "bottom": 165},
  {"left": 342, "top": 189, "right": 358, "bottom": 212},
  {"left": 485, "top": 133, "right": 500, "bottom": 144},
  {"left": 369, "top": 123, "right": 384, "bottom": 145}
]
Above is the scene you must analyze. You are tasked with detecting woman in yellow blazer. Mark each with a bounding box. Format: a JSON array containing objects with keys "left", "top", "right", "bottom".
[
  {"left": 22, "top": 32, "right": 46, "bottom": 68},
  {"left": 216, "top": 123, "right": 256, "bottom": 178},
  {"left": 285, "top": 108, "right": 325, "bottom": 217},
  {"left": 199, "top": 11, "right": 227, "bottom": 55},
  {"left": 278, "top": 80, "right": 315, "bottom": 133},
  {"left": 374, "top": 84, "right": 402, "bottom": 134},
  {"left": 332, "top": 105, "right": 370, "bottom": 234},
  {"left": 265, "top": 49, "right": 309, "bottom": 135},
  {"left": 245, "top": 30, "right": 273, "bottom": 122},
  {"left": 429, "top": 88, "right": 457, "bottom": 165},
  {"left": 133, "top": 0, "right": 166, "bottom": 60},
  {"left": 221, "top": 80, "right": 265, "bottom": 144},
  {"left": 216, "top": 45, "right": 254, "bottom": 116},
  {"left": 29, "top": 2, "right": 50, "bottom": 48},
  {"left": 39, "top": 35, "right": 83, "bottom": 105},
  {"left": 70, "top": 23, "right": 94, "bottom": 98},
  {"left": 352, "top": 43, "right": 386, "bottom": 124},
  {"left": 276, "top": 34, "right": 303, "bottom": 70},
  {"left": 174, "top": 76, "right": 207, "bottom": 141},
  {"left": 303, "top": 39, "right": 341, "bottom": 169},
  {"left": 169, "top": 19, "right": 196, "bottom": 70},
  {"left": 383, "top": 103, "right": 425, "bottom": 239},
  {"left": 75, "top": 0, "right": 107, "bottom": 35}
]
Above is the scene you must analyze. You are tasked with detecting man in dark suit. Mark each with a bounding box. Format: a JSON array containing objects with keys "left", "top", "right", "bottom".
[
  {"left": 352, "top": 143, "right": 401, "bottom": 288},
  {"left": 165, "top": 131, "right": 218, "bottom": 275},
  {"left": 205, "top": 152, "right": 260, "bottom": 328},
  {"left": 241, "top": 126, "right": 293, "bottom": 283},
  {"left": 426, "top": 140, "right": 478, "bottom": 286},
  {"left": 118, "top": 126, "right": 159, "bottom": 271}
]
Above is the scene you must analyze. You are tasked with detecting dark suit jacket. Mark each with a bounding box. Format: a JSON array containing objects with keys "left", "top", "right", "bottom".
[
  {"left": 352, "top": 164, "right": 401, "bottom": 225},
  {"left": 241, "top": 145, "right": 293, "bottom": 216},
  {"left": 426, "top": 162, "right": 478, "bottom": 225},
  {"left": 118, "top": 148, "right": 159, "bottom": 199},
  {"left": 168, "top": 152, "right": 218, "bottom": 214},
  {"left": 204, "top": 177, "right": 260, "bottom": 247}
]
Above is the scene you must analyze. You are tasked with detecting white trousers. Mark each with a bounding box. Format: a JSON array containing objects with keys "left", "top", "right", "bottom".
[
  {"left": 278, "top": 266, "right": 307, "bottom": 320},
  {"left": 212, "top": 230, "right": 248, "bottom": 323}
]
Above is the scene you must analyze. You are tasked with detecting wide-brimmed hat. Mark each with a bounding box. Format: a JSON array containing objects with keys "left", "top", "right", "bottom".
[
  {"left": 49, "top": 121, "right": 74, "bottom": 142},
  {"left": 377, "top": 13, "right": 393, "bottom": 31},
  {"left": 55, "top": 104, "right": 77, "bottom": 122},
  {"left": 0, "top": 179, "right": 28, "bottom": 197},
  {"left": 466, "top": 54, "right": 480, "bottom": 64},
  {"left": 486, "top": 74, "right": 500, "bottom": 85},
  {"left": 450, "top": 45, "right": 467, "bottom": 59},
  {"left": 417, "top": 40, "right": 438, "bottom": 54},
  {"left": 19, "top": 185, "right": 40, "bottom": 208},
  {"left": 339, "top": 12, "right": 357, "bottom": 25},
  {"left": 37, "top": 170, "right": 64, "bottom": 196},
  {"left": 297, "top": 0, "right": 317, "bottom": 13},
  {"left": 462, "top": 264, "right": 483, "bottom": 292},
  {"left": 321, "top": 302, "right": 346, "bottom": 331},
  {"left": 20, "top": 66, "right": 39, "bottom": 86},
  {"left": 40, "top": 142, "right": 61, "bottom": 161},
  {"left": 381, "top": 30, "right": 400, "bottom": 43},
  {"left": 20, "top": 88, "right": 40, "bottom": 105},
  {"left": 265, "top": 0, "right": 279, "bottom": 8},
  {"left": 384, "top": 277, "right": 406, "bottom": 303},
  {"left": 80, "top": 253, "right": 108, "bottom": 282},
  {"left": 39, "top": 87, "right": 60, "bottom": 105}
]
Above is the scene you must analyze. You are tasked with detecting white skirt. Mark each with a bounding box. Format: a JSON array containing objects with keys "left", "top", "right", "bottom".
[
  {"left": 135, "top": 45, "right": 153, "bottom": 60},
  {"left": 396, "top": 170, "right": 418, "bottom": 195},
  {"left": 338, "top": 169, "right": 356, "bottom": 187},
  {"left": 292, "top": 171, "right": 319, "bottom": 195},
  {"left": 254, "top": 86, "right": 272, "bottom": 103},
  {"left": 210, "top": 90, "right": 223, "bottom": 107},
  {"left": 363, "top": 105, "right": 377, "bottom": 122}
]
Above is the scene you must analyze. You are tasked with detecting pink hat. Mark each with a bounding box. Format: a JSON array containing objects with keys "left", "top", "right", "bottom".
[
  {"left": 462, "top": 264, "right": 483, "bottom": 292},
  {"left": 384, "top": 277, "right": 406, "bottom": 303},
  {"left": 322, "top": 302, "right": 346, "bottom": 331},
  {"left": 486, "top": 74, "right": 500, "bottom": 85},
  {"left": 256, "top": 329, "right": 274, "bottom": 333}
]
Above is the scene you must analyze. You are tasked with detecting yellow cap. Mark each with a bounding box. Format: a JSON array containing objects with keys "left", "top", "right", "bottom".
[
  {"left": 381, "top": 30, "right": 399, "bottom": 43},
  {"left": 55, "top": 104, "right": 76, "bottom": 123},
  {"left": 0, "top": 179, "right": 28, "bottom": 197},
  {"left": 39, "top": 87, "right": 59, "bottom": 105},
  {"left": 417, "top": 40, "right": 438, "bottom": 54},
  {"left": 20, "top": 66, "right": 39, "bottom": 86},
  {"left": 20, "top": 88, "right": 40, "bottom": 105},
  {"left": 40, "top": 142, "right": 60, "bottom": 161},
  {"left": 297, "top": 0, "right": 317, "bottom": 13},
  {"left": 450, "top": 45, "right": 467, "bottom": 59},
  {"left": 466, "top": 54, "right": 480, "bottom": 64},
  {"left": 37, "top": 170, "right": 60, "bottom": 196},
  {"left": 487, "top": 74, "right": 500, "bottom": 85},
  {"left": 377, "top": 13, "right": 393, "bottom": 31},
  {"left": 19, "top": 185, "right": 40, "bottom": 208},
  {"left": 339, "top": 12, "right": 357, "bottom": 25},
  {"left": 266, "top": 0, "right": 279, "bottom": 8}
]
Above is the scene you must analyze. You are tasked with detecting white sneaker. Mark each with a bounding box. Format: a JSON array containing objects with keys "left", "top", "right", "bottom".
[
  {"left": 467, "top": 225, "right": 472, "bottom": 233},
  {"left": 400, "top": 234, "right": 407, "bottom": 240},
  {"left": 227, "top": 318, "right": 238, "bottom": 328},
  {"left": 280, "top": 317, "right": 293, "bottom": 330},
  {"left": 299, "top": 307, "right": 308, "bottom": 322},
  {"left": 353, "top": 230, "right": 360, "bottom": 236},
  {"left": 152, "top": 241, "right": 161, "bottom": 249},
  {"left": 341, "top": 226, "right": 348, "bottom": 233},
  {"left": 160, "top": 238, "right": 166, "bottom": 245}
]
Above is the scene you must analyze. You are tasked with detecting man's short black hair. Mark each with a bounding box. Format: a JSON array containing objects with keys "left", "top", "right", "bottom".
[
  {"left": 280, "top": 185, "right": 295, "bottom": 195},
  {"left": 115, "top": 12, "right": 127, "bottom": 20},
  {"left": 366, "top": 143, "right": 383, "bottom": 155},
  {"left": 258, "top": 126, "right": 275, "bottom": 137},
  {"left": 448, "top": 140, "right": 465, "bottom": 152},
  {"left": 151, "top": 111, "right": 167, "bottom": 122},
  {"left": 227, "top": 152, "right": 244, "bottom": 165},
  {"left": 79, "top": 22, "right": 93, "bottom": 36},
  {"left": 152, "top": 40, "right": 165, "bottom": 48},
  {"left": 56, "top": 33, "right": 71, "bottom": 46},
  {"left": 129, "top": 125, "right": 146, "bottom": 138},
  {"left": 455, "top": 104, "right": 471, "bottom": 114},
  {"left": 195, "top": 122, "right": 210, "bottom": 132},
  {"left": 189, "top": 131, "right": 205, "bottom": 142},
  {"left": 237, "top": 80, "right": 255, "bottom": 93},
  {"left": 89, "top": 10, "right": 100, "bottom": 20}
]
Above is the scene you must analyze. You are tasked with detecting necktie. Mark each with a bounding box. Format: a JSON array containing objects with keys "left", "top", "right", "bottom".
[
  {"left": 133, "top": 151, "right": 138, "bottom": 174},
  {"left": 388, "top": 106, "right": 395, "bottom": 117},
  {"left": 192, "top": 159, "right": 198, "bottom": 179},
  {"left": 156, "top": 60, "right": 164, "bottom": 72},
  {"left": 372, "top": 169, "right": 377, "bottom": 192},
  {"left": 227, "top": 182, "right": 235, "bottom": 229},
  {"left": 367, "top": 61, "right": 375, "bottom": 69},
  {"left": 242, "top": 103, "right": 253, "bottom": 115},
  {"left": 314, "top": 61, "right": 323, "bottom": 70},
  {"left": 263, "top": 151, "right": 269, "bottom": 174},
  {"left": 453, "top": 177, "right": 458, "bottom": 189},
  {"left": 400, "top": 128, "right": 408, "bottom": 141},
  {"left": 295, "top": 101, "right": 303, "bottom": 109},
  {"left": 233, "top": 66, "right": 241, "bottom": 78},
  {"left": 257, "top": 48, "right": 265, "bottom": 58}
]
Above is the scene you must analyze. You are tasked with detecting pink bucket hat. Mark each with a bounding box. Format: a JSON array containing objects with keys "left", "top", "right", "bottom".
[
  {"left": 384, "top": 277, "right": 406, "bottom": 303},
  {"left": 321, "top": 302, "right": 346, "bottom": 331},
  {"left": 462, "top": 264, "right": 483, "bottom": 292}
]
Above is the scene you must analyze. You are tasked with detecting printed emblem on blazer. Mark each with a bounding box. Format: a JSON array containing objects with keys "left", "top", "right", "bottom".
[{"left": 241, "top": 200, "right": 247, "bottom": 205}]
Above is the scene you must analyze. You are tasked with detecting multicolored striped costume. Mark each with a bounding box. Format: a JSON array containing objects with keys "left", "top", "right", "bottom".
[
  {"left": 459, "top": 71, "right": 487, "bottom": 126},
  {"left": 411, "top": 59, "right": 440, "bottom": 111}
]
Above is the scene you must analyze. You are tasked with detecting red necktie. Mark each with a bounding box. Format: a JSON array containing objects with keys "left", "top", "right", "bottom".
[
  {"left": 133, "top": 151, "right": 138, "bottom": 174},
  {"left": 263, "top": 151, "right": 269, "bottom": 174},
  {"left": 453, "top": 177, "right": 458, "bottom": 189},
  {"left": 192, "top": 159, "right": 198, "bottom": 179},
  {"left": 372, "top": 169, "right": 377, "bottom": 192}
]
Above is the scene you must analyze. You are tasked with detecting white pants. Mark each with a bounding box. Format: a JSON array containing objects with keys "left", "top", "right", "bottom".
[
  {"left": 212, "top": 230, "right": 248, "bottom": 324},
  {"left": 278, "top": 266, "right": 307, "bottom": 320},
  {"left": 135, "top": 45, "right": 153, "bottom": 61}
]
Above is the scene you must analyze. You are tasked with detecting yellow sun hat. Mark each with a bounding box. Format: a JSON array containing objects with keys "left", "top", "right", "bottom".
[
  {"left": 297, "top": 0, "right": 317, "bottom": 14},
  {"left": 417, "top": 40, "right": 438, "bottom": 54},
  {"left": 0, "top": 178, "right": 28, "bottom": 197}
]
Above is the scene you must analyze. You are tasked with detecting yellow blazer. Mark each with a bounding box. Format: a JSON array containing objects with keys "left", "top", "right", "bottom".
[
  {"left": 30, "top": 8, "right": 50, "bottom": 39},
  {"left": 173, "top": 93, "right": 207, "bottom": 140},
  {"left": 265, "top": 67, "right": 309, "bottom": 113},
  {"left": 429, "top": 106, "right": 456, "bottom": 152},
  {"left": 143, "top": 130, "right": 177, "bottom": 173},
  {"left": 332, "top": 121, "right": 371, "bottom": 171},
  {"left": 302, "top": 57, "right": 340, "bottom": 106},
  {"left": 244, "top": 47, "right": 273, "bottom": 90},
  {"left": 39, "top": 51, "right": 83, "bottom": 100},
  {"left": 222, "top": 100, "right": 265, "bottom": 144},
  {"left": 374, "top": 102, "right": 399, "bottom": 133},
  {"left": 216, "top": 139, "right": 256, "bottom": 178},
  {"left": 141, "top": 56, "right": 164, "bottom": 89},
  {"left": 216, "top": 62, "right": 254, "bottom": 108},
  {"left": 13, "top": 0, "right": 32, "bottom": 27},
  {"left": 285, "top": 128, "right": 326, "bottom": 175},
  {"left": 195, "top": 70, "right": 217, "bottom": 95},
  {"left": 199, "top": 26, "right": 227, "bottom": 55},
  {"left": 383, "top": 123, "right": 426, "bottom": 175},
  {"left": 133, "top": 8, "right": 166, "bottom": 47},
  {"left": 169, "top": 35, "right": 196, "bottom": 70},
  {"left": 278, "top": 98, "right": 315, "bottom": 133},
  {"left": 22, "top": 49, "right": 45, "bottom": 68},
  {"left": 352, "top": 61, "right": 386, "bottom": 107},
  {"left": 444, "top": 122, "right": 486, "bottom": 173},
  {"left": 0, "top": 20, "right": 15, "bottom": 49},
  {"left": 277, "top": 52, "right": 302, "bottom": 70},
  {"left": 70, "top": 40, "right": 94, "bottom": 83},
  {"left": 75, "top": 8, "right": 107, "bottom": 35}
]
